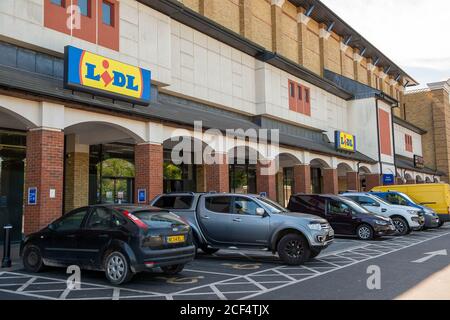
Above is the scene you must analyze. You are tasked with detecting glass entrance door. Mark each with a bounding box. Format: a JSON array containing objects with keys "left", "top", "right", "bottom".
[{"left": 100, "top": 177, "right": 133, "bottom": 204}]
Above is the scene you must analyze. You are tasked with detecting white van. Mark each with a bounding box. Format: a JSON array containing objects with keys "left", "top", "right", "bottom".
[{"left": 341, "top": 192, "right": 425, "bottom": 235}]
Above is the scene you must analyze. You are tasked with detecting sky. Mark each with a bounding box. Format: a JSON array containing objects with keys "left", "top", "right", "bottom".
[{"left": 321, "top": 0, "right": 450, "bottom": 88}]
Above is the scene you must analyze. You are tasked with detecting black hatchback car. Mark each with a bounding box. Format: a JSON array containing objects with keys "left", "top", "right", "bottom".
[
  {"left": 21, "top": 205, "right": 195, "bottom": 284},
  {"left": 288, "top": 194, "right": 396, "bottom": 240}
]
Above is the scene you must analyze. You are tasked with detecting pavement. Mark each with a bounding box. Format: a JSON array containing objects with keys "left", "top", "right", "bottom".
[{"left": 1, "top": 226, "right": 449, "bottom": 300}]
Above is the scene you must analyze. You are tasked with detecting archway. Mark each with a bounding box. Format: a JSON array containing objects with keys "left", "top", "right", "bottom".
[
  {"left": 275, "top": 153, "right": 302, "bottom": 206},
  {"left": 358, "top": 166, "right": 372, "bottom": 191},
  {"left": 0, "top": 105, "right": 37, "bottom": 240},
  {"left": 337, "top": 163, "right": 354, "bottom": 193},
  {"left": 404, "top": 173, "right": 414, "bottom": 185},
  {"left": 162, "top": 136, "right": 212, "bottom": 193},
  {"left": 416, "top": 175, "right": 424, "bottom": 184},
  {"left": 310, "top": 158, "right": 331, "bottom": 194},
  {"left": 425, "top": 177, "right": 432, "bottom": 184},
  {"left": 228, "top": 145, "right": 264, "bottom": 195},
  {"left": 64, "top": 121, "right": 145, "bottom": 211}
]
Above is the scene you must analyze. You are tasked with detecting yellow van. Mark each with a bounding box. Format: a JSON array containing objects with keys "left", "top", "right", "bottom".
[{"left": 371, "top": 183, "right": 450, "bottom": 224}]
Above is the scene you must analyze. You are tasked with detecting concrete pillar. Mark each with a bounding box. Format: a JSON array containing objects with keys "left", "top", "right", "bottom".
[
  {"left": 64, "top": 134, "right": 89, "bottom": 213},
  {"left": 256, "top": 160, "right": 277, "bottom": 201},
  {"left": 205, "top": 153, "right": 229, "bottom": 193},
  {"left": 134, "top": 143, "right": 163, "bottom": 203},
  {"left": 323, "top": 168, "right": 339, "bottom": 194},
  {"left": 271, "top": 0, "right": 285, "bottom": 52},
  {"left": 293, "top": 164, "right": 311, "bottom": 194},
  {"left": 346, "top": 171, "right": 359, "bottom": 192},
  {"left": 24, "top": 129, "right": 64, "bottom": 235},
  {"left": 365, "top": 174, "right": 381, "bottom": 191},
  {"left": 239, "top": 0, "right": 253, "bottom": 38}
]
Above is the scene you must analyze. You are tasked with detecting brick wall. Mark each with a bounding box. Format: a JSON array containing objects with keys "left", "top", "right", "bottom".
[
  {"left": 24, "top": 129, "right": 64, "bottom": 235},
  {"left": 322, "top": 168, "right": 338, "bottom": 194},
  {"left": 256, "top": 160, "right": 277, "bottom": 201},
  {"left": 64, "top": 151, "right": 89, "bottom": 213},
  {"left": 292, "top": 164, "right": 311, "bottom": 194},
  {"left": 205, "top": 153, "right": 229, "bottom": 193},
  {"left": 134, "top": 143, "right": 164, "bottom": 203}
]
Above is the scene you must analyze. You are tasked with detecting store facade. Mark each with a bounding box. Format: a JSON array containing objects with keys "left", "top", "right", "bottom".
[{"left": 0, "top": 0, "right": 436, "bottom": 241}]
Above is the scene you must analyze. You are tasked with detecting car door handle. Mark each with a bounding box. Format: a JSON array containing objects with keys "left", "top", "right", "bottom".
[
  {"left": 233, "top": 218, "right": 242, "bottom": 222},
  {"left": 382, "top": 208, "right": 387, "bottom": 212},
  {"left": 201, "top": 215, "right": 210, "bottom": 220}
]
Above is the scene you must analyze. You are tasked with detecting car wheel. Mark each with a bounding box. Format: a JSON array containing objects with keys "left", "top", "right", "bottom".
[
  {"left": 356, "top": 224, "right": 374, "bottom": 240},
  {"left": 161, "top": 264, "right": 185, "bottom": 275},
  {"left": 438, "top": 221, "right": 444, "bottom": 228},
  {"left": 23, "top": 245, "right": 45, "bottom": 273},
  {"left": 104, "top": 251, "right": 133, "bottom": 285},
  {"left": 392, "top": 217, "right": 409, "bottom": 236},
  {"left": 277, "top": 233, "right": 310, "bottom": 266}
]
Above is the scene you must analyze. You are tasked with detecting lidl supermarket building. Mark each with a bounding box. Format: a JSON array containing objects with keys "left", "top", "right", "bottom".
[{"left": 0, "top": 0, "right": 443, "bottom": 240}]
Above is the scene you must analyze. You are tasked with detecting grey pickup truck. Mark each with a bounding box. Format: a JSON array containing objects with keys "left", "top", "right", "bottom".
[{"left": 150, "top": 193, "right": 334, "bottom": 265}]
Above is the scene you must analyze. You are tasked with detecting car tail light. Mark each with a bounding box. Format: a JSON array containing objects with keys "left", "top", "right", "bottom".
[{"left": 122, "top": 210, "right": 148, "bottom": 231}]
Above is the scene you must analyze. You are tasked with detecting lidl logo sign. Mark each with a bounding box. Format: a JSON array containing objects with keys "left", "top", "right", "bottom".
[
  {"left": 335, "top": 131, "right": 356, "bottom": 152},
  {"left": 64, "top": 46, "right": 151, "bottom": 105}
]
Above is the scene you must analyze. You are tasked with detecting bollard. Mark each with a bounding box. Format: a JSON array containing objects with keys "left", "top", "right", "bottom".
[{"left": 1, "top": 224, "right": 12, "bottom": 268}]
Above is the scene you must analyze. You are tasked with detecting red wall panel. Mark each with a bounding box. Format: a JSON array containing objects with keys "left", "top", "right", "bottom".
[{"left": 378, "top": 108, "right": 392, "bottom": 156}]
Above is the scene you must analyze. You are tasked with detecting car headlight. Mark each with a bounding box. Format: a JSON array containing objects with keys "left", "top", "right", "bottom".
[
  {"left": 375, "top": 220, "right": 389, "bottom": 226},
  {"left": 308, "top": 222, "right": 322, "bottom": 231},
  {"left": 407, "top": 210, "right": 419, "bottom": 215}
]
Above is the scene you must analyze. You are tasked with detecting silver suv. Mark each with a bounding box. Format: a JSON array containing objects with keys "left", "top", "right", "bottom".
[{"left": 151, "top": 193, "right": 334, "bottom": 265}]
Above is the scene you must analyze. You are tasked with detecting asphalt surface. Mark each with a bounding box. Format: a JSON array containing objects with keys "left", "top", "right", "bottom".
[{"left": 1, "top": 226, "right": 449, "bottom": 300}]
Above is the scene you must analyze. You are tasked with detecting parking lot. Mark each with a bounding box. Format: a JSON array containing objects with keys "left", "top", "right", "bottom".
[{"left": 1, "top": 225, "right": 449, "bottom": 300}]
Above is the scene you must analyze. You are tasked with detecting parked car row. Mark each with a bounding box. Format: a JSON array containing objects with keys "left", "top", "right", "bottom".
[{"left": 20, "top": 184, "right": 448, "bottom": 285}]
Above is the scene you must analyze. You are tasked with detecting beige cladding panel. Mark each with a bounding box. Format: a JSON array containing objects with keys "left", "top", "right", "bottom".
[
  {"left": 357, "top": 64, "right": 368, "bottom": 84},
  {"left": 248, "top": 0, "right": 272, "bottom": 50},
  {"left": 342, "top": 52, "right": 354, "bottom": 79},
  {"left": 180, "top": 0, "right": 200, "bottom": 12},
  {"left": 203, "top": 0, "right": 240, "bottom": 34},
  {"left": 326, "top": 36, "right": 341, "bottom": 74},
  {"left": 280, "top": 10, "right": 298, "bottom": 62}
]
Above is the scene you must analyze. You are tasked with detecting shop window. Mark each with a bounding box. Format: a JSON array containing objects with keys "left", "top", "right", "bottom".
[
  {"left": 405, "top": 134, "right": 413, "bottom": 152},
  {"left": 50, "top": 0, "right": 65, "bottom": 6},
  {"left": 78, "top": 0, "right": 90, "bottom": 17},
  {"left": 44, "top": 0, "right": 118, "bottom": 51},
  {"left": 102, "top": 1, "right": 113, "bottom": 26},
  {"left": 288, "top": 80, "right": 311, "bottom": 116}
]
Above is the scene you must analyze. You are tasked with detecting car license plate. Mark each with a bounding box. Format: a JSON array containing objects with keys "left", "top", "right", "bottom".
[{"left": 167, "top": 235, "right": 185, "bottom": 244}]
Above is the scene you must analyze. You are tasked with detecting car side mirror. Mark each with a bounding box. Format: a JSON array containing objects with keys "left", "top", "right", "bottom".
[{"left": 256, "top": 208, "right": 266, "bottom": 217}]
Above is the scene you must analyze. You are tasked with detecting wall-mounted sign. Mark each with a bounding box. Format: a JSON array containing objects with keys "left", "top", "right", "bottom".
[
  {"left": 64, "top": 46, "right": 151, "bottom": 105},
  {"left": 335, "top": 131, "right": 356, "bottom": 153},
  {"left": 28, "top": 187, "right": 37, "bottom": 205},
  {"left": 414, "top": 155, "right": 424, "bottom": 169},
  {"left": 382, "top": 174, "right": 395, "bottom": 185},
  {"left": 138, "top": 189, "right": 147, "bottom": 204}
]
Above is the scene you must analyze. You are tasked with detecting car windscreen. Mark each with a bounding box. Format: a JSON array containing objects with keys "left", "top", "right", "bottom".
[
  {"left": 153, "top": 196, "right": 194, "bottom": 209},
  {"left": 257, "top": 197, "right": 289, "bottom": 214},
  {"left": 132, "top": 210, "right": 185, "bottom": 228},
  {"left": 341, "top": 198, "right": 372, "bottom": 214},
  {"left": 370, "top": 194, "right": 393, "bottom": 206}
]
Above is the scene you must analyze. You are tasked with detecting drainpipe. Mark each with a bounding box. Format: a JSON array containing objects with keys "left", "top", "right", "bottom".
[{"left": 391, "top": 103, "right": 399, "bottom": 180}]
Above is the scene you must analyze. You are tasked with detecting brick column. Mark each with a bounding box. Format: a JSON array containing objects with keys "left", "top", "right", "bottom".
[
  {"left": 256, "top": 160, "right": 277, "bottom": 201},
  {"left": 134, "top": 143, "right": 163, "bottom": 203},
  {"left": 346, "top": 171, "right": 359, "bottom": 191},
  {"left": 271, "top": 0, "right": 285, "bottom": 52},
  {"left": 205, "top": 153, "right": 229, "bottom": 193},
  {"left": 323, "top": 168, "right": 339, "bottom": 194},
  {"left": 293, "top": 164, "right": 311, "bottom": 194},
  {"left": 24, "top": 129, "right": 64, "bottom": 235},
  {"left": 239, "top": 0, "right": 253, "bottom": 38},
  {"left": 64, "top": 135, "right": 89, "bottom": 213},
  {"left": 365, "top": 174, "right": 381, "bottom": 191}
]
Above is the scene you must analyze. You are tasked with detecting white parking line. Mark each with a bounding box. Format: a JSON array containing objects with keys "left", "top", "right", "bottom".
[
  {"left": 240, "top": 230, "right": 450, "bottom": 300},
  {"left": 17, "top": 277, "right": 37, "bottom": 292}
]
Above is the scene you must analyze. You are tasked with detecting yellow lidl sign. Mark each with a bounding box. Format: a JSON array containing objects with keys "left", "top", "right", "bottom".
[
  {"left": 335, "top": 131, "right": 356, "bottom": 152},
  {"left": 64, "top": 46, "right": 151, "bottom": 105}
]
